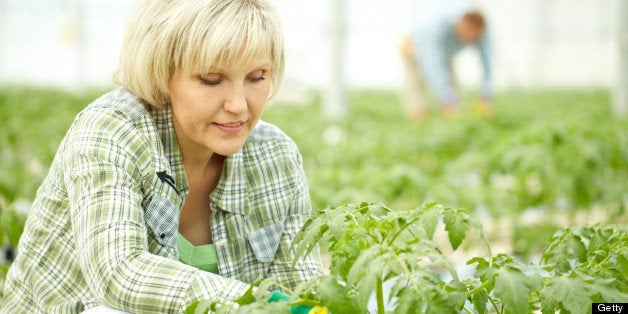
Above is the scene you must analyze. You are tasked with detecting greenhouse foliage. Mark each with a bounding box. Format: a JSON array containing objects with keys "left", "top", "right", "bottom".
[{"left": 1, "top": 88, "right": 627, "bottom": 311}]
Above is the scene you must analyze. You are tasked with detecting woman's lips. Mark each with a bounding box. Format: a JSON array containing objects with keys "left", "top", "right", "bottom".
[{"left": 214, "top": 121, "right": 245, "bottom": 133}]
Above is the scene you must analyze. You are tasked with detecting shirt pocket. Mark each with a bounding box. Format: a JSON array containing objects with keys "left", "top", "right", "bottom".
[
  {"left": 144, "top": 194, "right": 179, "bottom": 251},
  {"left": 247, "top": 221, "right": 285, "bottom": 263}
]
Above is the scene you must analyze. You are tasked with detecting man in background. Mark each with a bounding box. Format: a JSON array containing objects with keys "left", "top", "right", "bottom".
[{"left": 400, "top": 3, "right": 492, "bottom": 120}]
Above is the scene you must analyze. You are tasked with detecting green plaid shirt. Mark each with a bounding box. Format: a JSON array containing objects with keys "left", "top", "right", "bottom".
[{"left": 3, "top": 88, "right": 323, "bottom": 313}]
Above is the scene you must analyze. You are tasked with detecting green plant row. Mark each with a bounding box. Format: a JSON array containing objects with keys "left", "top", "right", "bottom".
[
  {"left": 279, "top": 90, "right": 628, "bottom": 219},
  {"left": 0, "top": 88, "right": 102, "bottom": 203},
  {"left": 187, "top": 202, "right": 628, "bottom": 314},
  {"left": 0, "top": 200, "right": 27, "bottom": 303}
]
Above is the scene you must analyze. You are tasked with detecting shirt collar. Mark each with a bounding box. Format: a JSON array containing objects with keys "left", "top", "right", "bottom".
[
  {"left": 211, "top": 148, "right": 248, "bottom": 215},
  {"left": 152, "top": 105, "right": 188, "bottom": 194}
]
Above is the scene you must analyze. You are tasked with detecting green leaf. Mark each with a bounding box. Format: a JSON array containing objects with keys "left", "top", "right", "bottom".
[
  {"left": 234, "top": 301, "right": 290, "bottom": 314},
  {"left": 393, "top": 286, "right": 426, "bottom": 314},
  {"left": 618, "top": 254, "right": 628, "bottom": 281},
  {"left": 347, "top": 245, "right": 396, "bottom": 307},
  {"left": 291, "top": 214, "right": 329, "bottom": 269},
  {"left": 493, "top": 267, "right": 531, "bottom": 314},
  {"left": 347, "top": 245, "right": 381, "bottom": 285},
  {"left": 235, "top": 285, "right": 255, "bottom": 305},
  {"left": 316, "top": 276, "right": 365, "bottom": 314},
  {"left": 257, "top": 279, "right": 283, "bottom": 302},
  {"left": 589, "top": 278, "right": 628, "bottom": 303},
  {"left": 540, "top": 293, "right": 559, "bottom": 314},
  {"left": 235, "top": 280, "right": 261, "bottom": 306},
  {"left": 328, "top": 238, "right": 362, "bottom": 280},
  {"left": 425, "top": 288, "right": 467, "bottom": 314},
  {"left": 443, "top": 207, "right": 470, "bottom": 250},
  {"left": 542, "top": 228, "right": 587, "bottom": 273},
  {"left": 0, "top": 207, "right": 26, "bottom": 246},
  {"left": 471, "top": 289, "right": 489, "bottom": 314},
  {"left": 467, "top": 257, "right": 489, "bottom": 270},
  {"left": 185, "top": 300, "right": 225, "bottom": 314},
  {"left": 542, "top": 275, "right": 592, "bottom": 314},
  {"left": 420, "top": 203, "right": 440, "bottom": 240},
  {"left": 184, "top": 301, "right": 199, "bottom": 314},
  {"left": 467, "top": 257, "right": 497, "bottom": 286},
  {"left": 466, "top": 279, "right": 489, "bottom": 314}
]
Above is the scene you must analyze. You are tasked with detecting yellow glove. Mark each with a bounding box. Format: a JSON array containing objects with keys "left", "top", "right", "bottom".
[
  {"left": 268, "top": 291, "right": 329, "bottom": 314},
  {"left": 472, "top": 99, "right": 491, "bottom": 117},
  {"left": 399, "top": 36, "right": 414, "bottom": 57},
  {"left": 308, "top": 306, "right": 328, "bottom": 314}
]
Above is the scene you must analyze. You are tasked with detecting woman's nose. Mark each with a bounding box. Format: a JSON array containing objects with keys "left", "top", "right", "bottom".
[{"left": 224, "top": 87, "right": 247, "bottom": 114}]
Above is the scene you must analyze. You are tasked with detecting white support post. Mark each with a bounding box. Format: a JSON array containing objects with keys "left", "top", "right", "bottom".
[
  {"left": 534, "top": 0, "right": 552, "bottom": 87},
  {"left": 323, "top": 0, "right": 348, "bottom": 120},
  {"left": 615, "top": 0, "right": 628, "bottom": 117},
  {"left": 75, "top": 0, "right": 88, "bottom": 88},
  {"left": 0, "top": 0, "right": 6, "bottom": 83}
]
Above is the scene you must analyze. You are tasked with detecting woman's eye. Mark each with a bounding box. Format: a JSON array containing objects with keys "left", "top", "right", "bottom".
[
  {"left": 250, "top": 76, "right": 266, "bottom": 83},
  {"left": 201, "top": 78, "right": 221, "bottom": 86},
  {"left": 248, "top": 69, "right": 267, "bottom": 83},
  {"left": 199, "top": 74, "right": 222, "bottom": 86}
]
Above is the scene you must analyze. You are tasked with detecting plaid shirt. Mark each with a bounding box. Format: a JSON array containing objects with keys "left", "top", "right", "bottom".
[{"left": 3, "top": 88, "right": 324, "bottom": 313}]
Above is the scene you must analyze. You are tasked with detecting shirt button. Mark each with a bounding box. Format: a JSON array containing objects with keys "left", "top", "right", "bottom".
[{"left": 160, "top": 233, "right": 166, "bottom": 239}]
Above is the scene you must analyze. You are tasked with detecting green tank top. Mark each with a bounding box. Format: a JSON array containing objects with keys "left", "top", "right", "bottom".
[{"left": 177, "top": 233, "right": 219, "bottom": 274}]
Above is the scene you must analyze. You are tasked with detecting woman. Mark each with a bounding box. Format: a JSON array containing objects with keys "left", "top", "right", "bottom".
[{"left": 3, "top": 0, "right": 324, "bottom": 312}]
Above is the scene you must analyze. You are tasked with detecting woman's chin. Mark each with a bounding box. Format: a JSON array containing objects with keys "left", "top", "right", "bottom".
[{"left": 213, "top": 141, "right": 247, "bottom": 156}]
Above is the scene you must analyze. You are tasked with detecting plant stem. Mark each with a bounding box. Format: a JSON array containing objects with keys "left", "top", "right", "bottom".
[
  {"left": 290, "top": 299, "right": 321, "bottom": 307},
  {"left": 466, "top": 280, "right": 491, "bottom": 296},
  {"left": 376, "top": 277, "right": 386, "bottom": 314},
  {"left": 387, "top": 217, "right": 423, "bottom": 246},
  {"left": 488, "top": 297, "right": 501, "bottom": 314},
  {"left": 273, "top": 282, "right": 293, "bottom": 295}
]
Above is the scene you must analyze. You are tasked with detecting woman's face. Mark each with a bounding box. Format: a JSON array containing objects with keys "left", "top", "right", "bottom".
[{"left": 169, "top": 55, "right": 272, "bottom": 159}]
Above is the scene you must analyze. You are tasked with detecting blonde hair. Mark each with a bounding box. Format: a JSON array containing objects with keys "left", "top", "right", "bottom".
[{"left": 113, "top": 0, "right": 285, "bottom": 108}]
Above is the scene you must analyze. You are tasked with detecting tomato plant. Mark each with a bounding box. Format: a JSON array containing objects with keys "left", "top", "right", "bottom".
[{"left": 187, "top": 202, "right": 627, "bottom": 313}]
